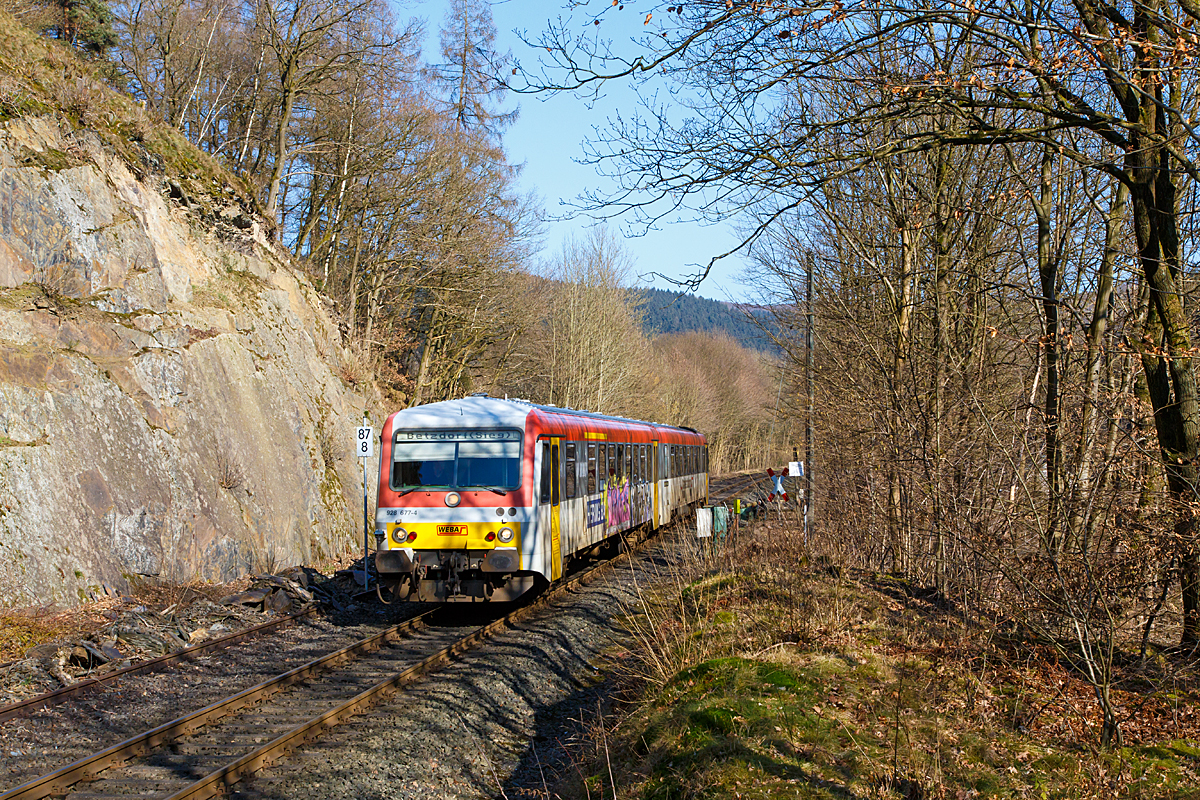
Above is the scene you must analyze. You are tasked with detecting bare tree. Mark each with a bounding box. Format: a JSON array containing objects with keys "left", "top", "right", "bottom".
[{"left": 427, "top": 0, "right": 514, "bottom": 136}]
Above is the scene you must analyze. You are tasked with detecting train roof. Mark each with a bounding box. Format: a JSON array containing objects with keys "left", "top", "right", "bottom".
[
  {"left": 387, "top": 396, "right": 531, "bottom": 430},
  {"left": 388, "top": 396, "right": 703, "bottom": 438}
]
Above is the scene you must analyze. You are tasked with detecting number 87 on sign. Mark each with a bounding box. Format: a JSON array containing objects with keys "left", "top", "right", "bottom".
[{"left": 357, "top": 425, "right": 373, "bottom": 458}]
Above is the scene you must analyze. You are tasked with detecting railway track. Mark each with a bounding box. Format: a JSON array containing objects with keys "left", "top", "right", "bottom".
[
  {"left": 0, "top": 609, "right": 321, "bottom": 726},
  {"left": 0, "top": 549, "right": 635, "bottom": 800},
  {"left": 708, "top": 472, "right": 773, "bottom": 503}
]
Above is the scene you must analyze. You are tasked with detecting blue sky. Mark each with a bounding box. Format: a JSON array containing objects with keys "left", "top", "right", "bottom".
[{"left": 410, "top": 0, "right": 755, "bottom": 303}]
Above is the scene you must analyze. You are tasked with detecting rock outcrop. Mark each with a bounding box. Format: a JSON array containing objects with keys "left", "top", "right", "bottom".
[{"left": 0, "top": 115, "right": 377, "bottom": 606}]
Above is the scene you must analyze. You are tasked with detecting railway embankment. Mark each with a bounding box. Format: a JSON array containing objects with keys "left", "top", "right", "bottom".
[
  {"left": 0, "top": 12, "right": 377, "bottom": 606},
  {"left": 0, "top": 520, "right": 680, "bottom": 800},
  {"left": 549, "top": 512, "right": 1200, "bottom": 799}
]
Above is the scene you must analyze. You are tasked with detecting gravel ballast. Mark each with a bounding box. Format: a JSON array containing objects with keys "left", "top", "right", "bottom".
[
  {"left": 0, "top": 532, "right": 686, "bottom": 799},
  {"left": 243, "top": 540, "right": 678, "bottom": 800}
]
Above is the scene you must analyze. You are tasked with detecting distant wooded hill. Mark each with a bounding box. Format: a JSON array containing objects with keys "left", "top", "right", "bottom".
[{"left": 639, "top": 288, "right": 773, "bottom": 351}]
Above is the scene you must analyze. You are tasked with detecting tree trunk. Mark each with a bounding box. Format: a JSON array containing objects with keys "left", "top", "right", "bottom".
[
  {"left": 1033, "top": 145, "right": 1065, "bottom": 556},
  {"left": 1070, "top": 181, "right": 1127, "bottom": 547},
  {"left": 265, "top": 69, "right": 297, "bottom": 219},
  {"left": 1129, "top": 137, "right": 1200, "bottom": 644}
]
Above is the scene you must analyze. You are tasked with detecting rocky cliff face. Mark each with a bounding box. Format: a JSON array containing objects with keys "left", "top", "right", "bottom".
[{"left": 0, "top": 116, "right": 376, "bottom": 606}]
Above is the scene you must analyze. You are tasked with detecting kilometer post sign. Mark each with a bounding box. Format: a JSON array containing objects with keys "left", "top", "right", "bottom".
[{"left": 358, "top": 417, "right": 373, "bottom": 589}]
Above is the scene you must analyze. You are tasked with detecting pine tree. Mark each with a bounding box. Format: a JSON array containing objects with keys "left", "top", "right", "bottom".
[{"left": 47, "top": 0, "right": 117, "bottom": 56}]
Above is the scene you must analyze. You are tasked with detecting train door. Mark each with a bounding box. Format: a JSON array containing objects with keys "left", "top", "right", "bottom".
[
  {"left": 661, "top": 443, "right": 670, "bottom": 526},
  {"left": 651, "top": 439, "right": 659, "bottom": 528},
  {"left": 539, "top": 438, "right": 563, "bottom": 581}
]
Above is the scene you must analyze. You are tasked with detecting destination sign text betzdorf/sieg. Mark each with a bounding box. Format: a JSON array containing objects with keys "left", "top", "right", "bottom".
[{"left": 396, "top": 430, "right": 521, "bottom": 441}]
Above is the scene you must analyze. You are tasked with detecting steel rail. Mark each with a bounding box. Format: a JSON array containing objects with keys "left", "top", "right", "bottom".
[
  {"left": 164, "top": 551, "right": 631, "bottom": 800},
  {"left": 2, "top": 541, "right": 639, "bottom": 800},
  {"left": 0, "top": 609, "right": 438, "bottom": 800},
  {"left": 709, "top": 473, "right": 767, "bottom": 502},
  {"left": 0, "top": 607, "right": 320, "bottom": 725}
]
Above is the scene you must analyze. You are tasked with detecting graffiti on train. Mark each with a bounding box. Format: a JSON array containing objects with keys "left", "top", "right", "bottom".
[
  {"left": 607, "top": 480, "right": 632, "bottom": 529},
  {"left": 632, "top": 483, "right": 652, "bottom": 525},
  {"left": 587, "top": 497, "right": 605, "bottom": 529}
]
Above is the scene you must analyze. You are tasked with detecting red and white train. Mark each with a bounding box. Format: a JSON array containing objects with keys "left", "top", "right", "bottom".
[{"left": 373, "top": 396, "right": 708, "bottom": 602}]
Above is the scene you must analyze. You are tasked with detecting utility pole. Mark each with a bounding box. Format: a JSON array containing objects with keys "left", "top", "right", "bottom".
[{"left": 805, "top": 254, "right": 814, "bottom": 545}]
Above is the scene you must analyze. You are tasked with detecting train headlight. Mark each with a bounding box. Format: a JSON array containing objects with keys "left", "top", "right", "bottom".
[
  {"left": 497, "top": 526, "right": 514, "bottom": 543},
  {"left": 445, "top": 492, "right": 461, "bottom": 507},
  {"left": 391, "top": 527, "right": 407, "bottom": 544},
  {"left": 406, "top": 531, "right": 418, "bottom": 543}
]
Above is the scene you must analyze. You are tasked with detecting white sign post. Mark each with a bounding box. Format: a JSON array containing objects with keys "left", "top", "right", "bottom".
[{"left": 357, "top": 418, "right": 373, "bottom": 590}]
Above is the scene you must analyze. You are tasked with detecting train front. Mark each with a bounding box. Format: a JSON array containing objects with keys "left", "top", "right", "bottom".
[{"left": 373, "top": 399, "right": 536, "bottom": 602}]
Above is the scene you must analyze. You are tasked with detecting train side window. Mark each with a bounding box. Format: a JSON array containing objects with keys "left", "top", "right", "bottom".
[
  {"left": 587, "top": 443, "right": 596, "bottom": 493},
  {"left": 616, "top": 444, "right": 624, "bottom": 482},
  {"left": 640, "top": 445, "right": 647, "bottom": 481},
  {"left": 598, "top": 443, "right": 607, "bottom": 488},
  {"left": 551, "top": 442, "right": 561, "bottom": 505},
  {"left": 626, "top": 445, "right": 633, "bottom": 482},
  {"left": 539, "top": 441, "right": 552, "bottom": 504},
  {"left": 607, "top": 443, "right": 616, "bottom": 484},
  {"left": 565, "top": 443, "right": 577, "bottom": 499}
]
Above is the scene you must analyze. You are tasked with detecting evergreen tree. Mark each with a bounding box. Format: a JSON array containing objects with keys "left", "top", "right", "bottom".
[{"left": 46, "top": 0, "right": 117, "bottom": 56}]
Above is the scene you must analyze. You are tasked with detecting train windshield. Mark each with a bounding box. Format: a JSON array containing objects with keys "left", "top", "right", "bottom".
[{"left": 391, "top": 430, "right": 522, "bottom": 491}]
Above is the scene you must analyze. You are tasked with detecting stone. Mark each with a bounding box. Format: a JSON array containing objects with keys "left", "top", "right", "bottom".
[
  {"left": 24, "top": 643, "right": 65, "bottom": 660},
  {"left": 265, "top": 574, "right": 312, "bottom": 603},
  {"left": 67, "top": 646, "right": 91, "bottom": 668},
  {"left": 219, "top": 589, "right": 270, "bottom": 607},
  {"left": 80, "top": 641, "right": 110, "bottom": 664},
  {"left": 161, "top": 631, "right": 186, "bottom": 651},
  {"left": 264, "top": 589, "right": 292, "bottom": 614},
  {"left": 0, "top": 116, "right": 374, "bottom": 609},
  {"left": 279, "top": 566, "right": 309, "bottom": 588}
]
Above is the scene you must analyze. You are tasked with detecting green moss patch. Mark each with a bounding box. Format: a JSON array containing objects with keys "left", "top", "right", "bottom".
[{"left": 577, "top": 526, "right": 1200, "bottom": 800}]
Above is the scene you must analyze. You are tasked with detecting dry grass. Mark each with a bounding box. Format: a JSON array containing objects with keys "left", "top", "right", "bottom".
[
  {"left": 0, "top": 577, "right": 236, "bottom": 661},
  {"left": 215, "top": 452, "right": 244, "bottom": 491},
  {"left": 335, "top": 353, "right": 367, "bottom": 388},
  {"left": 0, "top": 7, "right": 253, "bottom": 208},
  {"left": 557, "top": 513, "right": 1200, "bottom": 800},
  {"left": 0, "top": 608, "right": 97, "bottom": 662}
]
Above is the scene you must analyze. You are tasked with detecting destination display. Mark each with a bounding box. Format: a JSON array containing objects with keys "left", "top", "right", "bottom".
[{"left": 396, "top": 430, "right": 521, "bottom": 442}]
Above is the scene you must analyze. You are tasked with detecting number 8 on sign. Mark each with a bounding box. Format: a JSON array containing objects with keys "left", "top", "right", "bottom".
[{"left": 357, "top": 426, "right": 373, "bottom": 458}]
